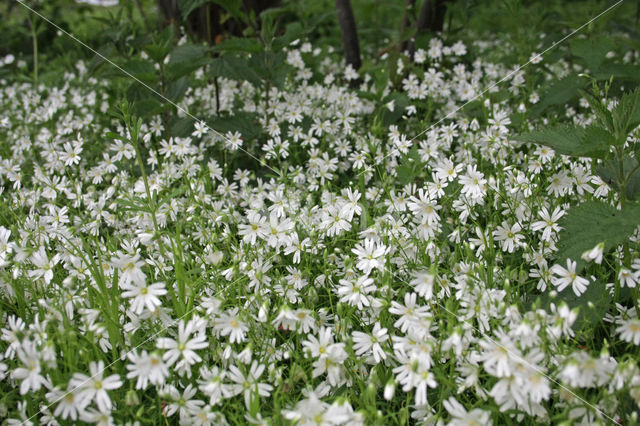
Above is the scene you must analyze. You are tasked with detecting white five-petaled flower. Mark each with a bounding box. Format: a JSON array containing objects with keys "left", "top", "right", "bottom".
[
  {"left": 352, "top": 322, "right": 389, "bottom": 364},
  {"left": 121, "top": 281, "right": 167, "bottom": 314},
  {"left": 157, "top": 319, "right": 208, "bottom": 371},
  {"left": 69, "top": 360, "right": 123, "bottom": 413},
  {"left": 351, "top": 238, "right": 387, "bottom": 275},
  {"left": 550, "top": 259, "right": 589, "bottom": 296},
  {"left": 530, "top": 206, "right": 564, "bottom": 242}
]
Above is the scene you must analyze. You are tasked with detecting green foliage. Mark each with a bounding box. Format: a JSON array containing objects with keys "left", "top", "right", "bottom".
[
  {"left": 555, "top": 200, "right": 640, "bottom": 268},
  {"left": 516, "top": 125, "right": 612, "bottom": 159}
]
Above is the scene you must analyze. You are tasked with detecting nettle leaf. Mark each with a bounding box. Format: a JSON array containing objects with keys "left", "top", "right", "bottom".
[
  {"left": 580, "top": 89, "right": 614, "bottom": 133},
  {"left": 595, "top": 158, "right": 640, "bottom": 201},
  {"left": 166, "top": 44, "right": 212, "bottom": 80},
  {"left": 531, "top": 73, "right": 585, "bottom": 117},
  {"left": 122, "top": 58, "right": 157, "bottom": 83},
  {"left": 207, "top": 112, "right": 261, "bottom": 140},
  {"left": 612, "top": 87, "right": 640, "bottom": 136},
  {"left": 516, "top": 125, "right": 611, "bottom": 159},
  {"left": 570, "top": 38, "right": 613, "bottom": 71},
  {"left": 209, "top": 56, "right": 262, "bottom": 86},
  {"left": 555, "top": 200, "right": 640, "bottom": 269}
]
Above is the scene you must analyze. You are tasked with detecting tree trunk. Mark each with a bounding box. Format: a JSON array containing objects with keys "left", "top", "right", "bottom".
[
  {"left": 407, "top": 0, "right": 447, "bottom": 59},
  {"left": 416, "top": 0, "right": 447, "bottom": 33},
  {"left": 334, "top": 0, "right": 361, "bottom": 71}
]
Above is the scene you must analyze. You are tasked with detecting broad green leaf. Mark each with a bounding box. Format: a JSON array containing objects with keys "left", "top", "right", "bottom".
[
  {"left": 212, "top": 37, "right": 262, "bottom": 54},
  {"left": 516, "top": 125, "right": 611, "bottom": 159},
  {"left": 166, "top": 77, "right": 189, "bottom": 103},
  {"left": 207, "top": 112, "right": 261, "bottom": 139},
  {"left": 612, "top": 87, "right": 640, "bottom": 136},
  {"left": 570, "top": 38, "right": 613, "bottom": 71},
  {"left": 555, "top": 200, "right": 640, "bottom": 269},
  {"left": 579, "top": 89, "right": 614, "bottom": 133},
  {"left": 531, "top": 74, "right": 585, "bottom": 117},
  {"left": 122, "top": 58, "right": 157, "bottom": 83},
  {"left": 593, "top": 63, "right": 640, "bottom": 82},
  {"left": 166, "top": 44, "right": 212, "bottom": 80},
  {"left": 209, "top": 56, "right": 262, "bottom": 86},
  {"left": 595, "top": 158, "right": 640, "bottom": 201}
]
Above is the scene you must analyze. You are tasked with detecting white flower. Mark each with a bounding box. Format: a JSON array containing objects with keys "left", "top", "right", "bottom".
[
  {"left": 11, "top": 341, "right": 49, "bottom": 395},
  {"left": 443, "top": 397, "right": 491, "bottom": 426},
  {"left": 530, "top": 206, "right": 564, "bottom": 242},
  {"left": 352, "top": 322, "right": 389, "bottom": 364},
  {"left": 616, "top": 319, "right": 640, "bottom": 345},
  {"left": 493, "top": 221, "right": 525, "bottom": 253},
  {"left": 337, "top": 275, "right": 376, "bottom": 309},
  {"left": 69, "top": 360, "right": 123, "bottom": 412},
  {"left": 351, "top": 238, "right": 387, "bottom": 275},
  {"left": 215, "top": 309, "right": 249, "bottom": 344},
  {"left": 227, "top": 361, "right": 273, "bottom": 408},
  {"left": 550, "top": 259, "right": 589, "bottom": 296},
  {"left": 29, "top": 247, "right": 60, "bottom": 285},
  {"left": 126, "top": 350, "right": 169, "bottom": 389},
  {"left": 157, "top": 319, "right": 208, "bottom": 372},
  {"left": 409, "top": 270, "right": 435, "bottom": 300},
  {"left": 581, "top": 242, "right": 604, "bottom": 264},
  {"left": 458, "top": 164, "right": 487, "bottom": 200},
  {"left": 121, "top": 281, "right": 167, "bottom": 314}
]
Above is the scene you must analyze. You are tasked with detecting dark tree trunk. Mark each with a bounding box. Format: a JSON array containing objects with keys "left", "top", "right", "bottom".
[
  {"left": 156, "top": 0, "right": 180, "bottom": 31},
  {"left": 407, "top": 0, "right": 447, "bottom": 59},
  {"left": 334, "top": 0, "right": 361, "bottom": 71},
  {"left": 416, "top": 0, "right": 447, "bottom": 33}
]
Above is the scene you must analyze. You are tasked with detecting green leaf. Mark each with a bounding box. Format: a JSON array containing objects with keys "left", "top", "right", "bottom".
[
  {"left": 166, "top": 77, "right": 189, "bottom": 103},
  {"left": 212, "top": 37, "right": 262, "bottom": 54},
  {"left": 593, "top": 63, "right": 640, "bottom": 82},
  {"left": 210, "top": 56, "right": 262, "bottom": 85},
  {"left": 207, "top": 112, "right": 262, "bottom": 140},
  {"left": 122, "top": 58, "right": 157, "bottom": 84},
  {"left": 612, "top": 87, "right": 640, "bottom": 136},
  {"left": 531, "top": 74, "right": 585, "bottom": 117},
  {"left": 166, "top": 44, "right": 212, "bottom": 80},
  {"left": 570, "top": 38, "right": 613, "bottom": 71},
  {"left": 516, "top": 125, "right": 611, "bottom": 159},
  {"left": 555, "top": 200, "right": 640, "bottom": 269},
  {"left": 595, "top": 158, "right": 640, "bottom": 201},
  {"left": 579, "top": 89, "right": 614, "bottom": 133},
  {"left": 396, "top": 146, "right": 422, "bottom": 185}
]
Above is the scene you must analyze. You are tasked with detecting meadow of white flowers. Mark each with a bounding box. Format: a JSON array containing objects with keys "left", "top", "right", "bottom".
[{"left": 0, "top": 23, "right": 639, "bottom": 425}]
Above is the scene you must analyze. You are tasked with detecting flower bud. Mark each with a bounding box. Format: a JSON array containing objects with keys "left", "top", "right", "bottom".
[{"left": 384, "top": 379, "right": 396, "bottom": 401}]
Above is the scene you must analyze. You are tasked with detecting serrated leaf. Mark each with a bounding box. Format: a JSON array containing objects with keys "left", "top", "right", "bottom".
[
  {"left": 122, "top": 58, "right": 157, "bottom": 83},
  {"left": 595, "top": 158, "right": 640, "bottom": 201},
  {"left": 516, "top": 125, "right": 611, "bottom": 159},
  {"left": 166, "top": 44, "right": 212, "bottom": 80},
  {"left": 555, "top": 200, "right": 640, "bottom": 270},
  {"left": 579, "top": 89, "right": 614, "bottom": 133},
  {"left": 166, "top": 77, "right": 189, "bottom": 103},
  {"left": 209, "top": 56, "right": 262, "bottom": 85},
  {"left": 207, "top": 112, "right": 261, "bottom": 139},
  {"left": 531, "top": 74, "right": 585, "bottom": 117},
  {"left": 570, "top": 38, "right": 613, "bottom": 71},
  {"left": 613, "top": 87, "right": 640, "bottom": 136}
]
